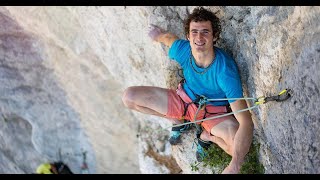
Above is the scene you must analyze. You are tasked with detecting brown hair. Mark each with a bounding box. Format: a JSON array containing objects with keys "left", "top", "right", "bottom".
[{"left": 184, "top": 7, "right": 221, "bottom": 44}]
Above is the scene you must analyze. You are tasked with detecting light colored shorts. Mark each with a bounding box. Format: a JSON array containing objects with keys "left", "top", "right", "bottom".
[{"left": 166, "top": 83, "right": 234, "bottom": 133}]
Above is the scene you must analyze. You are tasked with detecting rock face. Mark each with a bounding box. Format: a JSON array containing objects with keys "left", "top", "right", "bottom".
[{"left": 0, "top": 6, "right": 319, "bottom": 174}]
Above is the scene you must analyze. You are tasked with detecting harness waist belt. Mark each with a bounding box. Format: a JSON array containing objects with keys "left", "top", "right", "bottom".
[{"left": 176, "top": 83, "right": 231, "bottom": 123}]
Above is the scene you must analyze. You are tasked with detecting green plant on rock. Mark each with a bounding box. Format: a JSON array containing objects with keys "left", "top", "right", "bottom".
[
  {"left": 191, "top": 141, "right": 265, "bottom": 174},
  {"left": 239, "top": 141, "right": 265, "bottom": 174},
  {"left": 190, "top": 162, "right": 200, "bottom": 172}
]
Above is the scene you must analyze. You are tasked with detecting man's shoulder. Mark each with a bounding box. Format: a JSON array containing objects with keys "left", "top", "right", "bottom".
[
  {"left": 172, "top": 39, "right": 189, "bottom": 47},
  {"left": 170, "top": 39, "right": 191, "bottom": 51},
  {"left": 169, "top": 39, "right": 190, "bottom": 59}
]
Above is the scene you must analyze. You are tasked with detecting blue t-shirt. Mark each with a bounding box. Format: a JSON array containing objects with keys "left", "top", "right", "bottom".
[{"left": 168, "top": 39, "right": 243, "bottom": 106}]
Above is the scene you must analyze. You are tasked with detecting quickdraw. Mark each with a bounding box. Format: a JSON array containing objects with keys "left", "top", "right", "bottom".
[{"left": 255, "top": 89, "right": 293, "bottom": 105}]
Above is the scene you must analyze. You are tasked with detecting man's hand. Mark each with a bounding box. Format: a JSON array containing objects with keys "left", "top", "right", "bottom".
[
  {"left": 148, "top": 24, "right": 178, "bottom": 47},
  {"left": 148, "top": 24, "right": 165, "bottom": 42},
  {"left": 221, "top": 164, "right": 240, "bottom": 174}
]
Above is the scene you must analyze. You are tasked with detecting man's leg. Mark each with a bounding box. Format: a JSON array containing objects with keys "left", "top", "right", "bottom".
[
  {"left": 200, "top": 117, "right": 239, "bottom": 156},
  {"left": 122, "top": 86, "right": 191, "bottom": 145},
  {"left": 122, "top": 86, "right": 182, "bottom": 124}
]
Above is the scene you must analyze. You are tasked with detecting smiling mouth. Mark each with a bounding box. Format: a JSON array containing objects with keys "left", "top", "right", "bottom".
[{"left": 195, "top": 42, "right": 205, "bottom": 46}]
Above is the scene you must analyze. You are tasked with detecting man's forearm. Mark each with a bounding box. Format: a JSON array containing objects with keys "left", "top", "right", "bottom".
[
  {"left": 224, "top": 100, "right": 254, "bottom": 173},
  {"left": 157, "top": 32, "right": 179, "bottom": 47},
  {"left": 229, "top": 119, "right": 253, "bottom": 171}
]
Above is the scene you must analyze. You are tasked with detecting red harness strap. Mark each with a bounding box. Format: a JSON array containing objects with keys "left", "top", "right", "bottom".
[{"left": 176, "top": 83, "right": 230, "bottom": 124}]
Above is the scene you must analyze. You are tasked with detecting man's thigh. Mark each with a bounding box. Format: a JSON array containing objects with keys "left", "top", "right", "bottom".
[
  {"left": 166, "top": 89, "right": 185, "bottom": 119},
  {"left": 208, "top": 116, "right": 239, "bottom": 144},
  {"left": 124, "top": 86, "right": 170, "bottom": 115}
]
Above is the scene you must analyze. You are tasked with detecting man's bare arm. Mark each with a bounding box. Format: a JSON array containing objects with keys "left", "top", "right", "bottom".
[
  {"left": 148, "top": 25, "right": 178, "bottom": 48},
  {"left": 223, "top": 99, "right": 254, "bottom": 174}
]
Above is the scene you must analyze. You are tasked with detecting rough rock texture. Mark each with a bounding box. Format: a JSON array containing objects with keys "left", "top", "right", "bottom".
[
  {"left": 215, "top": 6, "right": 320, "bottom": 173},
  {"left": 0, "top": 6, "right": 319, "bottom": 174},
  {"left": 0, "top": 7, "right": 140, "bottom": 174}
]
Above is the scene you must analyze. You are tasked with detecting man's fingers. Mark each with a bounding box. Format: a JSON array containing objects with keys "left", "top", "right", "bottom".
[
  {"left": 149, "top": 24, "right": 156, "bottom": 28},
  {"left": 149, "top": 24, "right": 159, "bottom": 29},
  {"left": 149, "top": 24, "right": 164, "bottom": 32},
  {"left": 148, "top": 25, "right": 164, "bottom": 41}
]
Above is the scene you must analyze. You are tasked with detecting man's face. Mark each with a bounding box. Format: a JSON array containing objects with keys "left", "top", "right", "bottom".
[{"left": 187, "top": 20, "right": 217, "bottom": 53}]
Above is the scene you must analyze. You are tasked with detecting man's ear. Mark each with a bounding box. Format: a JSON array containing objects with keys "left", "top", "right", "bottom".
[
  {"left": 213, "top": 36, "right": 218, "bottom": 42},
  {"left": 187, "top": 34, "right": 190, "bottom": 40},
  {"left": 213, "top": 32, "right": 219, "bottom": 42}
]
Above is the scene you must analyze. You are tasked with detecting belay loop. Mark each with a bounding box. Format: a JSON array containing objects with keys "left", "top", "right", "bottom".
[{"left": 197, "top": 95, "right": 208, "bottom": 110}]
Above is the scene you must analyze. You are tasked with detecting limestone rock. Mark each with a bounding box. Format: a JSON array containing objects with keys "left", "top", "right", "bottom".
[{"left": 0, "top": 6, "right": 319, "bottom": 174}]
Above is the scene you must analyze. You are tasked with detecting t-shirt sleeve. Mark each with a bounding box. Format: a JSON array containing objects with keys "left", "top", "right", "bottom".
[
  {"left": 168, "top": 39, "right": 190, "bottom": 67},
  {"left": 218, "top": 61, "right": 244, "bottom": 104}
]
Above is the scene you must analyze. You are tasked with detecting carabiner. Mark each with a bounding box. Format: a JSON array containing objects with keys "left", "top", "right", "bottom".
[
  {"left": 197, "top": 95, "right": 207, "bottom": 110},
  {"left": 276, "top": 89, "right": 293, "bottom": 102},
  {"left": 263, "top": 89, "right": 293, "bottom": 103},
  {"left": 255, "top": 97, "right": 266, "bottom": 105}
]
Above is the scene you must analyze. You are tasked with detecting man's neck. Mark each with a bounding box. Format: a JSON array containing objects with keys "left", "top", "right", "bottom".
[{"left": 192, "top": 49, "right": 215, "bottom": 68}]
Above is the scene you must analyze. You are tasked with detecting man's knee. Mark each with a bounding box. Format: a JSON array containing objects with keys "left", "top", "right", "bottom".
[
  {"left": 122, "top": 86, "right": 137, "bottom": 108},
  {"left": 224, "top": 125, "right": 238, "bottom": 154}
]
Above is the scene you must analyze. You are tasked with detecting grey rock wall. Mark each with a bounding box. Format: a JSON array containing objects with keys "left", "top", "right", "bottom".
[
  {"left": 216, "top": 6, "right": 320, "bottom": 173},
  {"left": 0, "top": 8, "right": 96, "bottom": 174},
  {"left": 0, "top": 6, "right": 319, "bottom": 174}
]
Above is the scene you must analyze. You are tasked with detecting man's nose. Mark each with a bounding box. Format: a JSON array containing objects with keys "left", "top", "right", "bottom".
[{"left": 197, "top": 32, "right": 204, "bottom": 39}]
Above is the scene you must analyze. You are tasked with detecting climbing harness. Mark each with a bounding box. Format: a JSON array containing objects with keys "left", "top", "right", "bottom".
[{"left": 166, "top": 88, "right": 293, "bottom": 130}]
